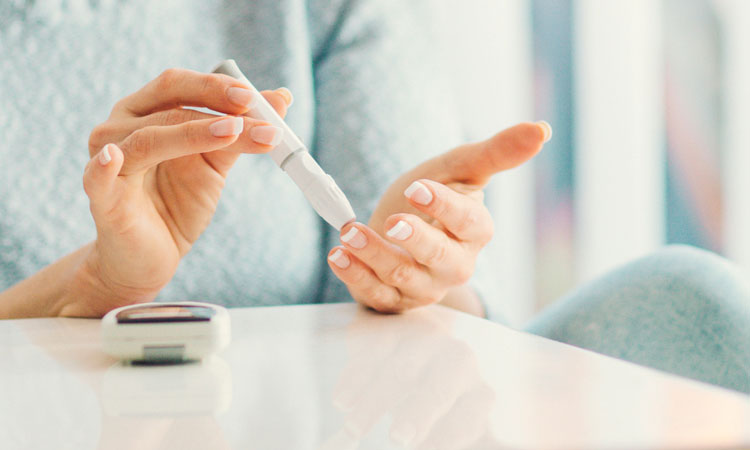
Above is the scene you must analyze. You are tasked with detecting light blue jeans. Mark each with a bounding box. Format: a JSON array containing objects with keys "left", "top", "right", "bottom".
[{"left": 525, "top": 246, "right": 750, "bottom": 395}]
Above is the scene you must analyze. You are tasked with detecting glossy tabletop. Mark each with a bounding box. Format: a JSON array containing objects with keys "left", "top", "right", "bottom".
[{"left": 1, "top": 303, "right": 749, "bottom": 450}]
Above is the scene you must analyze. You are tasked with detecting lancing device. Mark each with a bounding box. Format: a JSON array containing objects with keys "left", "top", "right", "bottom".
[{"left": 212, "top": 59, "right": 356, "bottom": 230}]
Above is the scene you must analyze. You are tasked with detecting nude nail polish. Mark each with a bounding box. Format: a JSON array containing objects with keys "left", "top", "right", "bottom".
[
  {"left": 329, "top": 249, "right": 351, "bottom": 269},
  {"left": 250, "top": 126, "right": 283, "bottom": 146},
  {"left": 210, "top": 117, "right": 244, "bottom": 137},
  {"left": 537, "top": 120, "right": 553, "bottom": 142},
  {"left": 341, "top": 227, "right": 367, "bottom": 249},
  {"left": 98, "top": 144, "right": 112, "bottom": 166},
  {"left": 386, "top": 221, "right": 413, "bottom": 241},
  {"left": 275, "top": 87, "right": 294, "bottom": 106},
  {"left": 404, "top": 181, "right": 433, "bottom": 205},
  {"left": 227, "top": 87, "right": 255, "bottom": 108}
]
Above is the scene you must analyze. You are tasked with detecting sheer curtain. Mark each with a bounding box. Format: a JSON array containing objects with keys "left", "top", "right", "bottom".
[{"left": 435, "top": 0, "right": 749, "bottom": 325}]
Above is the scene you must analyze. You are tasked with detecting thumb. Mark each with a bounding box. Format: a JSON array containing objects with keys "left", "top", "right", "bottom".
[
  {"left": 82, "top": 143, "right": 125, "bottom": 218},
  {"left": 431, "top": 121, "right": 551, "bottom": 186}
]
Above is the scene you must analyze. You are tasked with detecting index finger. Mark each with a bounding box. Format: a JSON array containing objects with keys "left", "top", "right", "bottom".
[
  {"left": 418, "top": 122, "right": 551, "bottom": 186},
  {"left": 113, "top": 68, "right": 256, "bottom": 117}
]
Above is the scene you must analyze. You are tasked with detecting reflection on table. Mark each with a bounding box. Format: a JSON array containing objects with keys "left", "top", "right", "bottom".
[{"left": 1, "top": 303, "right": 748, "bottom": 449}]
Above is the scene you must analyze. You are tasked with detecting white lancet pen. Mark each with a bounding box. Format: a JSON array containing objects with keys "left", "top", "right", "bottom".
[{"left": 212, "top": 59, "right": 356, "bottom": 230}]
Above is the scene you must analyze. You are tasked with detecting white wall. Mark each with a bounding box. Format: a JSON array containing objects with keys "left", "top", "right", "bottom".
[
  {"left": 573, "top": 0, "right": 666, "bottom": 283},
  {"left": 434, "top": 0, "right": 536, "bottom": 325},
  {"left": 717, "top": 0, "right": 750, "bottom": 272}
]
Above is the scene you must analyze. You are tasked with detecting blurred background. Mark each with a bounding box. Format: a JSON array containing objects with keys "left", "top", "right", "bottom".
[{"left": 435, "top": 0, "right": 750, "bottom": 325}]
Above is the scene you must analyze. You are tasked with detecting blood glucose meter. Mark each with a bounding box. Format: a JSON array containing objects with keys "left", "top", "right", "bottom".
[{"left": 101, "top": 301, "right": 230, "bottom": 362}]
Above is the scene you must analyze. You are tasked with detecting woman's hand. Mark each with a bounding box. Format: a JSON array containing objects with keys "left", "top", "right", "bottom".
[
  {"left": 61, "top": 68, "right": 292, "bottom": 317},
  {"left": 327, "top": 122, "right": 551, "bottom": 315}
]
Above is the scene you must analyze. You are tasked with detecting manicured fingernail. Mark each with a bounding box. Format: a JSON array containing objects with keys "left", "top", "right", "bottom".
[
  {"left": 390, "top": 422, "right": 417, "bottom": 447},
  {"left": 329, "top": 249, "right": 350, "bottom": 269},
  {"left": 250, "top": 125, "right": 283, "bottom": 146},
  {"left": 404, "top": 181, "right": 433, "bottom": 205},
  {"left": 275, "top": 87, "right": 294, "bottom": 106},
  {"left": 537, "top": 120, "right": 552, "bottom": 142},
  {"left": 210, "top": 116, "right": 244, "bottom": 137},
  {"left": 227, "top": 87, "right": 255, "bottom": 108},
  {"left": 341, "top": 226, "right": 367, "bottom": 249},
  {"left": 98, "top": 144, "right": 112, "bottom": 166},
  {"left": 386, "top": 220, "right": 412, "bottom": 241}
]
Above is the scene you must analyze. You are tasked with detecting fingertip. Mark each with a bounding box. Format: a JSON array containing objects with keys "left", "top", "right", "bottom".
[
  {"left": 275, "top": 87, "right": 294, "bottom": 106},
  {"left": 403, "top": 179, "right": 434, "bottom": 206},
  {"left": 209, "top": 116, "right": 245, "bottom": 138},
  {"left": 93, "top": 143, "right": 123, "bottom": 173},
  {"left": 537, "top": 120, "right": 553, "bottom": 143},
  {"left": 328, "top": 247, "right": 351, "bottom": 269},
  {"left": 84, "top": 144, "right": 122, "bottom": 201},
  {"left": 339, "top": 221, "right": 363, "bottom": 237},
  {"left": 105, "top": 143, "right": 124, "bottom": 165},
  {"left": 385, "top": 219, "right": 414, "bottom": 242},
  {"left": 260, "top": 90, "right": 289, "bottom": 118}
]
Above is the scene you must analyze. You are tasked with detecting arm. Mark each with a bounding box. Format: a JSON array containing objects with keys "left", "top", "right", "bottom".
[
  {"left": 0, "top": 243, "right": 95, "bottom": 318},
  {"left": 0, "top": 69, "right": 291, "bottom": 318}
]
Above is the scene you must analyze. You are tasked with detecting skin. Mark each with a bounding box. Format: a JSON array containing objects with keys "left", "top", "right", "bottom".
[
  {"left": 329, "top": 122, "right": 548, "bottom": 315},
  {"left": 0, "top": 68, "right": 548, "bottom": 319}
]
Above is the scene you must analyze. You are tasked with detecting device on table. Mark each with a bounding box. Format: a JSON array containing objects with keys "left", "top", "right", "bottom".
[{"left": 101, "top": 301, "right": 230, "bottom": 363}]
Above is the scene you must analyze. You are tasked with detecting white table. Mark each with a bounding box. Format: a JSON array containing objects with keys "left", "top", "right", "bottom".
[{"left": 1, "top": 303, "right": 749, "bottom": 449}]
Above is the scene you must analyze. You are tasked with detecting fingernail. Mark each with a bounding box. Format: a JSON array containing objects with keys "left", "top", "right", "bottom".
[
  {"left": 275, "top": 87, "right": 294, "bottom": 106},
  {"left": 404, "top": 181, "right": 433, "bottom": 205},
  {"left": 227, "top": 87, "right": 255, "bottom": 108},
  {"left": 210, "top": 116, "right": 244, "bottom": 137},
  {"left": 341, "top": 226, "right": 367, "bottom": 249},
  {"left": 390, "top": 422, "right": 417, "bottom": 447},
  {"left": 386, "top": 220, "right": 412, "bottom": 241},
  {"left": 537, "top": 120, "right": 552, "bottom": 142},
  {"left": 329, "top": 249, "right": 350, "bottom": 269},
  {"left": 250, "top": 125, "right": 283, "bottom": 146},
  {"left": 98, "top": 144, "right": 112, "bottom": 166}
]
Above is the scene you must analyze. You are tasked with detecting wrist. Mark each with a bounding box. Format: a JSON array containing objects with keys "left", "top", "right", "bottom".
[{"left": 57, "top": 243, "right": 158, "bottom": 317}]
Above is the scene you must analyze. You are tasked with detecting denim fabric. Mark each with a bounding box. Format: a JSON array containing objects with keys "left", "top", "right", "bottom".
[{"left": 526, "top": 245, "right": 750, "bottom": 394}]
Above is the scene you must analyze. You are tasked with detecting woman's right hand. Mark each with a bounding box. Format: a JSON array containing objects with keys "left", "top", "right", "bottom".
[{"left": 60, "top": 68, "right": 292, "bottom": 317}]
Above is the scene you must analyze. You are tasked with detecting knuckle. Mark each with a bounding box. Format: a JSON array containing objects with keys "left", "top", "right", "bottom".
[
  {"left": 126, "top": 128, "right": 155, "bottom": 160},
  {"left": 348, "top": 265, "right": 369, "bottom": 286},
  {"left": 423, "top": 243, "right": 448, "bottom": 267},
  {"left": 200, "top": 73, "right": 224, "bottom": 94},
  {"left": 457, "top": 207, "right": 480, "bottom": 234},
  {"left": 183, "top": 121, "right": 205, "bottom": 147},
  {"left": 110, "top": 98, "right": 128, "bottom": 116},
  {"left": 88, "top": 123, "right": 112, "bottom": 155},
  {"left": 156, "top": 68, "right": 183, "bottom": 91},
  {"left": 160, "top": 108, "right": 185, "bottom": 126},
  {"left": 384, "top": 263, "right": 414, "bottom": 286},
  {"left": 431, "top": 197, "right": 452, "bottom": 220}
]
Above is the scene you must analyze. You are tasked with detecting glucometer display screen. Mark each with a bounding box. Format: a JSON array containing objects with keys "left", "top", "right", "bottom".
[{"left": 116, "top": 305, "right": 216, "bottom": 324}]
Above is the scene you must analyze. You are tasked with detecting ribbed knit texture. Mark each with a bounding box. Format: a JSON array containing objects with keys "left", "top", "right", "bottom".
[{"left": 0, "top": 0, "right": 464, "bottom": 307}]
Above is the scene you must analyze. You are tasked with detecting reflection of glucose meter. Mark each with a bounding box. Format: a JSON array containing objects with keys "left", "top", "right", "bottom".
[
  {"left": 101, "top": 356, "right": 232, "bottom": 417},
  {"left": 101, "top": 302, "right": 230, "bottom": 362}
]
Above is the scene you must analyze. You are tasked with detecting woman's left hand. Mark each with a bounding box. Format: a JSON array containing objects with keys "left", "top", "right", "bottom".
[{"left": 327, "top": 122, "right": 550, "bottom": 314}]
